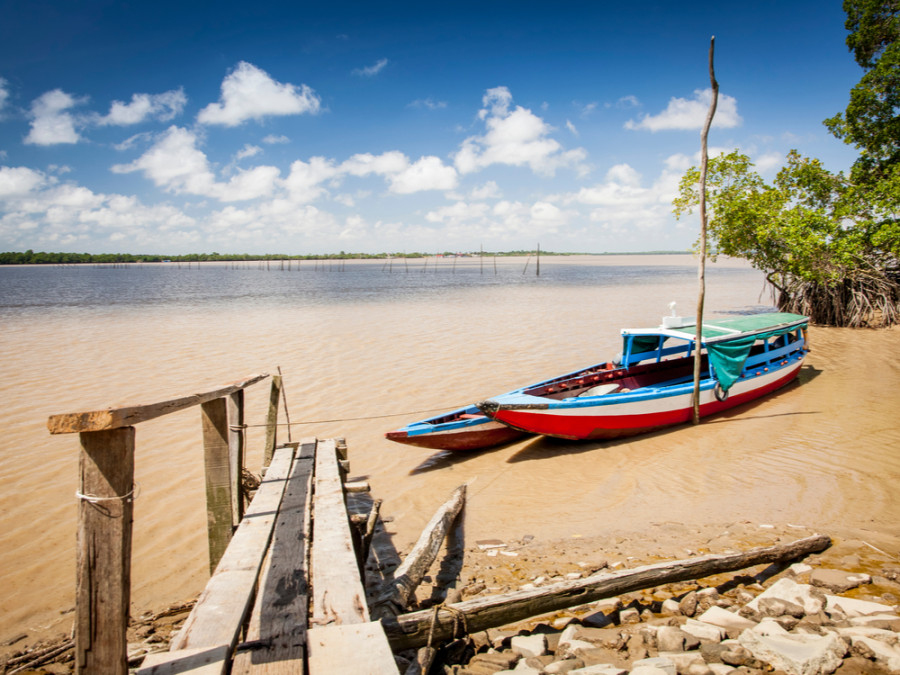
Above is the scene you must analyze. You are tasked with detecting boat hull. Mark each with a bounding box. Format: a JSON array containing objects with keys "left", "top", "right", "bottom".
[
  {"left": 385, "top": 422, "right": 526, "bottom": 451},
  {"left": 483, "top": 358, "right": 804, "bottom": 441}
]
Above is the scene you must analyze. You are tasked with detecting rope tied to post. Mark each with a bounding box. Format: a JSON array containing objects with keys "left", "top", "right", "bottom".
[{"left": 75, "top": 482, "right": 141, "bottom": 503}]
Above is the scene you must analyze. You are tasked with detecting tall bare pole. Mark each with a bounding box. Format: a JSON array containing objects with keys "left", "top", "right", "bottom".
[{"left": 692, "top": 36, "right": 719, "bottom": 425}]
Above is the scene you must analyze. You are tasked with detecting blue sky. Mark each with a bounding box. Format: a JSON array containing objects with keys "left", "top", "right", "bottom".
[{"left": 0, "top": 0, "right": 863, "bottom": 254}]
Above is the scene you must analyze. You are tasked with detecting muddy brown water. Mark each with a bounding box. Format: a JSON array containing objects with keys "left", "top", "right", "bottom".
[{"left": 1, "top": 255, "right": 898, "bottom": 645}]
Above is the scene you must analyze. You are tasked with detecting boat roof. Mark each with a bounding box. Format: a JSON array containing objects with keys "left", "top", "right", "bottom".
[{"left": 621, "top": 312, "right": 808, "bottom": 344}]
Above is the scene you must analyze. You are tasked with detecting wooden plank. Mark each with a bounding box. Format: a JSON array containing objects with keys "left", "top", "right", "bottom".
[
  {"left": 137, "top": 646, "right": 230, "bottom": 675},
  {"left": 75, "top": 427, "right": 135, "bottom": 675},
  {"left": 165, "top": 446, "right": 295, "bottom": 656},
  {"left": 382, "top": 534, "right": 833, "bottom": 651},
  {"left": 311, "top": 439, "right": 369, "bottom": 626},
  {"left": 231, "top": 438, "right": 316, "bottom": 674},
  {"left": 263, "top": 376, "right": 282, "bottom": 466},
  {"left": 307, "top": 623, "right": 399, "bottom": 675},
  {"left": 202, "top": 398, "right": 233, "bottom": 574},
  {"left": 48, "top": 373, "right": 269, "bottom": 434},
  {"left": 227, "top": 390, "right": 245, "bottom": 524}
]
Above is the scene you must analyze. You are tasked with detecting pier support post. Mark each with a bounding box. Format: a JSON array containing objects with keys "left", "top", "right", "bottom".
[
  {"left": 263, "top": 375, "right": 282, "bottom": 466},
  {"left": 202, "top": 397, "right": 233, "bottom": 573},
  {"left": 227, "top": 390, "right": 245, "bottom": 522},
  {"left": 75, "top": 427, "right": 135, "bottom": 675}
]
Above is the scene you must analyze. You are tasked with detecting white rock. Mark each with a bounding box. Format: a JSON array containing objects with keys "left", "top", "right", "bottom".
[
  {"left": 837, "top": 625, "right": 900, "bottom": 646},
  {"left": 745, "top": 578, "right": 824, "bottom": 615},
  {"left": 706, "top": 665, "right": 735, "bottom": 675},
  {"left": 753, "top": 618, "right": 790, "bottom": 636},
  {"left": 568, "top": 665, "right": 627, "bottom": 675},
  {"left": 825, "top": 594, "right": 895, "bottom": 618},
  {"left": 789, "top": 562, "right": 813, "bottom": 576},
  {"left": 697, "top": 606, "right": 758, "bottom": 633},
  {"left": 630, "top": 656, "right": 677, "bottom": 675},
  {"left": 661, "top": 598, "right": 681, "bottom": 616},
  {"left": 737, "top": 629, "right": 846, "bottom": 675},
  {"left": 656, "top": 651, "right": 709, "bottom": 673},
  {"left": 847, "top": 635, "right": 900, "bottom": 671},
  {"left": 849, "top": 612, "right": 900, "bottom": 627},
  {"left": 510, "top": 634, "right": 547, "bottom": 658},
  {"left": 566, "top": 572, "right": 583, "bottom": 580},
  {"left": 681, "top": 618, "right": 726, "bottom": 642}
]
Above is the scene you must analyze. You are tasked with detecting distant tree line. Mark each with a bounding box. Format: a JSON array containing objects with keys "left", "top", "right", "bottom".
[{"left": 0, "top": 249, "right": 689, "bottom": 265}]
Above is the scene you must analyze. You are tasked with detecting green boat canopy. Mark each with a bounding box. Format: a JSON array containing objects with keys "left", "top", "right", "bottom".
[{"left": 622, "top": 312, "right": 808, "bottom": 393}]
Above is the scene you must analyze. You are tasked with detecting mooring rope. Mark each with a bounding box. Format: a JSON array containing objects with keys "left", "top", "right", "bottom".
[
  {"left": 75, "top": 481, "right": 141, "bottom": 503},
  {"left": 238, "top": 404, "right": 469, "bottom": 428}
]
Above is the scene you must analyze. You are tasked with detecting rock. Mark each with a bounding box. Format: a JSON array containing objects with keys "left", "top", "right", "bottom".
[
  {"left": 756, "top": 597, "right": 806, "bottom": 619},
  {"left": 837, "top": 624, "right": 900, "bottom": 646},
  {"left": 751, "top": 618, "right": 790, "bottom": 636},
  {"left": 581, "top": 611, "right": 615, "bottom": 628},
  {"left": 810, "top": 569, "right": 872, "bottom": 593},
  {"left": 656, "top": 626, "right": 699, "bottom": 652},
  {"left": 737, "top": 629, "right": 846, "bottom": 675},
  {"left": 466, "top": 651, "right": 520, "bottom": 672},
  {"left": 657, "top": 650, "right": 712, "bottom": 675},
  {"left": 630, "top": 656, "right": 677, "bottom": 674},
  {"left": 510, "top": 634, "right": 548, "bottom": 658},
  {"left": 681, "top": 618, "right": 726, "bottom": 643},
  {"left": 660, "top": 599, "right": 682, "bottom": 617},
  {"left": 679, "top": 592, "right": 699, "bottom": 617},
  {"left": 719, "top": 644, "right": 759, "bottom": 668},
  {"left": 848, "top": 634, "right": 900, "bottom": 670},
  {"left": 619, "top": 607, "right": 641, "bottom": 624},
  {"left": 568, "top": 665, "right": 627, "bottom": 675},
  {"left": 697, "top": 588, "right": 721, "bottom": 611},
  {"left": 848, "top": 613, "right": 900, "bottom": 630},
  {"left": 824, "top": 595, "right": 896, "bottom": 618},
  {"left": 544, "top": 658, "right": 586, "bottom": 674},
  {"left": 696, "top": 606, "right": 758, "bottom": 635},
  {"left": 744, "top": 578, "right": 825, "bottom": 616},
  {"left": 705, "top": 665, "right": 735, "bottom": 675},
  {"left": 789, "top": 563, "right": 813, "bottom": 577}
]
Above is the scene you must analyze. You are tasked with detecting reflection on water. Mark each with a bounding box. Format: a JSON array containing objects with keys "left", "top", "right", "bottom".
[{"left": 1, "top": 255, "right": 899, "bottom": 644}]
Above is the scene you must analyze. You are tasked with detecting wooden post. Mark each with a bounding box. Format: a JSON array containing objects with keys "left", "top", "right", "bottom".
[
  {"left": 75, "top": 427, "right": 135, "bottom": 675},
  {"left": 263, "top": 375, "right": 282, "bottom": 466},
  {"left": 202, "top": 397, "right": 233, "bottom": 574},
  {"left": 227, "top": 390, "right": 245, "bottom": 524},
  {"left": 692, "top": 36, "right": 719, "bottom": 425}
]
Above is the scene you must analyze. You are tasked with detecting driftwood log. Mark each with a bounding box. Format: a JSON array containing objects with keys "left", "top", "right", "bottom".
[
  {"left": 374, "top": 485, "right": 466, "bottom": 617},
  {"left": 382, "top": 533, "right": 830, "bottom": 651}
]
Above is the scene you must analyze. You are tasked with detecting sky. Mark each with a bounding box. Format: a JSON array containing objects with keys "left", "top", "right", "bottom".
[{"left": 0, "top": 0, "right": 865, "bottom": 255}]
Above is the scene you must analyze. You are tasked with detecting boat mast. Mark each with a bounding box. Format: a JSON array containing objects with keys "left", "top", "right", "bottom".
[{"left": 693, "top": 36, "right": 718, "bottom": 425}]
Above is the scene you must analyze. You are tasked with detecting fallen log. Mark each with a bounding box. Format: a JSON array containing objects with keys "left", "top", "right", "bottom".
[
  {"left": 374, "top": 485, "right": 466, "bottom": 617},
  {"left": 382, "top": 533, "right": 830, "bottom": 651}
]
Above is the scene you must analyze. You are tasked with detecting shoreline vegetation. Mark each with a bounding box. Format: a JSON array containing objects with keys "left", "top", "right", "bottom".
[{"left": 0, "top": 250, "right": 690, "bottom": 265}]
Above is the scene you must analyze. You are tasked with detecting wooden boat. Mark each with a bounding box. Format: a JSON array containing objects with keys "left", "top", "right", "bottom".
[
  {"left": 385, "top": 358, "right": 625, "bottom": 451},
  {"left": 477, "top": 312, "right": 809, "bottom": 441}
]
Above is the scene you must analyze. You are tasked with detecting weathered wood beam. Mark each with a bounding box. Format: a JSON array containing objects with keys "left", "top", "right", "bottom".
[
  {"left": 48, "top": 373, "right": 269, "bottom": 434},
  {"left": 75, "top": 427, "right": 135, "bottom": 675},
  {"left": 202, "top": 398, "right": 234, "bottom": 574},
  {"left": 263, "top": 375, "right": 282, "bottom": 466},
  {"left": 227, "top": 390, "right": 245, "bottom": 524},
  {"left": 382, "top": 534, "right": 831, "bottom": 651},
  {"left": 231, "top": 439, "right": 315, "bottom": 674},
  {"left": 374, "top": 485, "right": 466, "bottom": 618},
  {"left": 307, "top": 622, "right": 399, "bottom": 674},
  {"left": 311, "top": 439, "right": 369, "bottom": 626}
]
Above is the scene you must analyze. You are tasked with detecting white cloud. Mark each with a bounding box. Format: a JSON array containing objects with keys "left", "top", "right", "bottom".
[
  {"left": 625, "top": 88, "right": 742, "bottom": 132},
  {"left": 0, "top": 166, "right": 49, "bottom": 197},
  {"left": 25, "top": 89, "right": 84, "bottom": 145},
  {"left": 341, "top": 151, "right": 409, "bottom": 177},
  {"left": 0, "top": 78, "right": 9, "bottom": 114},
  {"left": 234, "top": 144, "right": 262, "bottom": 161},
  {"left": 353, "top": 58, "right": 389, "bottom": 77},
  {"left": 755, "top": 151, "right": 784, "bottom": 174},
  {"left": 283, "top": 157, "right": 339, "bottom": 203},
  {"left": 262, "top": 134, "right": 290, "bottom": 144},
  {"left": 617, "top": 95, "right": 640, "bottom": 108},
  {"left": 455, "top": 86, "right": 588, "bottom": 176},
  {"left": 470, "top": 181, "right": 501, "bottom": 200},
  {"left": 111, "top": 126, "right": 279, "bottom": 201},
  {"left": 389, "top": 156, "right": 458, "bottom": 194},
  {"left": 198, "top": 62, "right": 321, "bottom": 126},
  {"left": 566, "top": 120, "right": 578, "bottom": 136},
  {"left": 114, "top": 132, "right": 154, "bottom": 151},
  {"left": 96, "top": 89, "right": 186, "bottom": 125},
  {"left": 410, "top": 98, "right": 447, "bottom": 110}
]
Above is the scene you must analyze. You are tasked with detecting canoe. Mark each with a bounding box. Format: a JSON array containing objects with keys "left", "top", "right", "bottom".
[
  {"left": 384, "top": 359, "right": 623, "bottom": 451},
  {"left": 477, "top": 312, "right": 809, "bottom": 441}
]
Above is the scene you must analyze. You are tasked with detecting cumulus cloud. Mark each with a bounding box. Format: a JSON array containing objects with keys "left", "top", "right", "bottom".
[
  {"left": 389, "top": 156, "right": 458, "bottom": 194},
  {"left": 234, "top": 144, "right": 262, "bottom": 161},
  {"left": 455, "top": 87, "right": 587, "bottom": 176},
  {"left": 262, "top": 134, "right": 290, "bottom": 144},
  {"left": 96, "top": 89, "right": 186, "bottom": 125},
  {"left": 25, "top": 89, "right": 85, "bottom": 145},
  {"left": 410, "top": 98, "right": 447, "bottom": 110},
  {"left": 625, "top": 88, "right": 741, "bottom": 131},
  {"left": 0, "top": 166, "right": 49, "bottom": 197},
  {"left": 470, "top": 181, "right": 501, "bottom": 200},
  {"left": 111, "top": 126, "right": 279, "bottom": 201},
  {"left": 198, "top": 62, "right": 321, "bottom": 127},
  {"left": 353, "top": 58, "right": 389, "bottom": 77}
]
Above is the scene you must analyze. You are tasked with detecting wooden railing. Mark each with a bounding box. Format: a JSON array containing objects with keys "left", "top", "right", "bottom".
[{"left": 47, "top": 373, "right": 276, "bottom": 675}]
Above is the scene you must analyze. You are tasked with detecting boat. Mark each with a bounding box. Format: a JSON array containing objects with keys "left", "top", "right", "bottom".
[
  {"left": 476, "top": 312, "right": 809, "bottom": 441},
  {"left": 384, "top": 358, "right": 626, "bottom": 451}
]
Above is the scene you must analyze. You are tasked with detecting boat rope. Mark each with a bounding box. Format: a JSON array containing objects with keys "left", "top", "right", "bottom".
[
  {"left": 237, "top": 404, "right": 470, "bottom": 428},
  {"left": 76, "top": 481, "right": 141, "bottom": 503}
]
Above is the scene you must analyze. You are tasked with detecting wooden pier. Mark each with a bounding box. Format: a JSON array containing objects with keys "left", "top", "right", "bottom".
[{"left": 48, "top": 374, "right": 398, "bottom": 674}]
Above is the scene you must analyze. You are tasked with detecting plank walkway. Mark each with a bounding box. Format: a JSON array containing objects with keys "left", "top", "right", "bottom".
[{"left": 138, "top": 438, "right": 398, "bottom": 675}]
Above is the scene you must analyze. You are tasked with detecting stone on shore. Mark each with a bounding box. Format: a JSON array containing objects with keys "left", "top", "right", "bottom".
[
  {"left": 737, "top": 629, "right": 846, "bottom": 675},
  {"left": 745, "top": 577, "right": 825, "bottom": 615},
  {"left": 810, "top": 568, "right": 872, "bottom": 593}
]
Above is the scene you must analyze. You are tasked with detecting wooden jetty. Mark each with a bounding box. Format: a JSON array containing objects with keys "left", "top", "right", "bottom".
[{"left": 48, "top": 373, "right": 398, "bottom": 674}]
